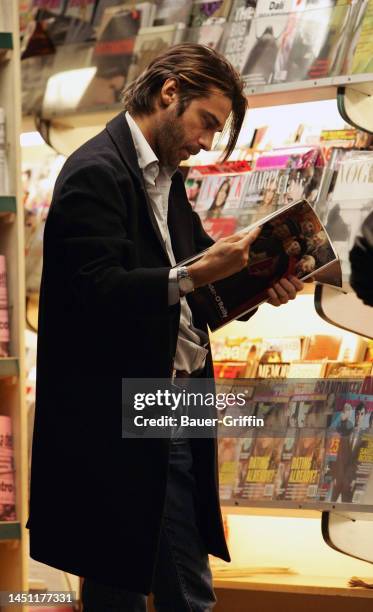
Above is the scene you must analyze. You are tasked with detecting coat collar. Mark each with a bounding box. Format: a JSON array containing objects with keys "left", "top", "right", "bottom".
[
  {"left": 106, "top": 112, "right": 171, "bottom": 263},
  {"left": 105, "top": 112, "right": 195, "bottom": 265}
]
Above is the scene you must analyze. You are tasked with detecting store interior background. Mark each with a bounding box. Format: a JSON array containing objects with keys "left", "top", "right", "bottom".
[{"left": 0, "top": 0, "right": 372, "bottom": 610}]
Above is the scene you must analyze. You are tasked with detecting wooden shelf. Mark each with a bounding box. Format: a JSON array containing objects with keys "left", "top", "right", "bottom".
[
  {"left": 244, "top": 73, "right": 373, "bottom": 108},
  {"left": 35, "top": 74, "right": 373, "bottom": 130},
  {"left": 0, "top": 522, "right": 20, "bottom": 542},
  {"left": 222, "top": 506, "right": 320, "bottom": 519},
  {"left": 213, "top": 573, "right": 373, "bottom": 597}
]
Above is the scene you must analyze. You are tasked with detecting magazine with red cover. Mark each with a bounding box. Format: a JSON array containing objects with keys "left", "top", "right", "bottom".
[{"left": 181, "top": 199, "right": 340, "bottom": 331}]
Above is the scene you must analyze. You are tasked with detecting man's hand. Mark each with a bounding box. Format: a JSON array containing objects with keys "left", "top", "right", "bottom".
[
  {"left": 187, "top": 227, "right": 261, "bottom": 288},
  {"left": 267, "top": 275, "right": 305, "bottom": 307}
]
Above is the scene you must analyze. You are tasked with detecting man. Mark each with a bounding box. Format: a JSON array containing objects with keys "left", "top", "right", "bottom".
[
  {"left": 331, "top": 403, "right": 366, "bottom": 502},
  {"left": 27, "top": 44, "right": 303, "bottom": 611}
]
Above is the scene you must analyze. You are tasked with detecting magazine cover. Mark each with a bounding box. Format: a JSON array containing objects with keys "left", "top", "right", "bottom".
[
  {"left": 287, "top": 393, "right": 330, "bottom": 429},
  {"left": 194, "top": 173, "right": 249, "bottom": 237},
  {"left": 218, "top": 0, "right": 257, "bottom": 72},
  {"left": 64, "top": 0, "right": 97, "bottom": 22},
  {"left": 273, "top": 430, "right": 297, "bottom": 499},
  {"left": 256, "top": 362, "right": 291, "bottom": 378},
  {"left": 184, "top": 199, "right": 338, "bottom": 331},
  {"left": 260, "top": 337, "right": 302, "bottom": 362},
  {"left": 284, "top": 428, "right": 325, "bottom": 501},
  {"left": 233, "top": 435, "right": 257, "bottom": 498},
  {"left": 255, "top": 336, "right": 301, "bottom": 379},
  {"left": 189, "top": 0, "right": 233, "bottom": 25},
  {"left": 239, "top": 435, "right": 285, "bottom": 500},
  {"left": 126, "top": 24, "right": 185, "bottom": 83},
  {"left": 238, "top": 168, "right": 290, "bottom": 226},
  {"left": 254, "top": 394, "right": 291, "bottom": 431},
  {"left": 154, "top": 0, "right": 194, "bottom": 26},
  {"left": 241, "top": 0, "right": 298, "bottom": 86},
  {"left": 194, "top": 173, "right": 249, "bottom": 218},
  {"left": 302, "top": 334, "right": 341, "bottom": 360},
  {"left": 342, "top": 0, "right": 373, "bottom": 75},
  {"left": 211, "top": 335, "right": 262, "bottom": 362},
  {"left": 81, "top": 2, "right": 154, "bottom": 107},
  {"left": 186, "top": 19, "right": 227, "bottom": 49},
  {"left": 326, "top": 362, "right": 373, "bottom": 379},
  {"left": 273, "top": 0, "right": 353, "bottom": 83},
  {"left": 218, "top": 437, "right": 242, "bottom": 500},
  {"left": 323, "top": 151, "right": 373, "bottom": 283},
  {"left": 319, "top": 393, "right": 373, "bottom": 502},
  {"left": 286, "top": 361, "right": 327, "bottom": 378}
]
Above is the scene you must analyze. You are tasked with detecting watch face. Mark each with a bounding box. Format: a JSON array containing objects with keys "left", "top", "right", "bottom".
[{"left": 180, "top": 276, "right": 194, "bottom": 293}]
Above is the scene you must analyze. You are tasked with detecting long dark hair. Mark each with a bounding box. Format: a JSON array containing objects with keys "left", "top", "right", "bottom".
[
  {"left": 122, "top": 44, "right": 247, "bottom": 160},
  {"left": 208, "top": 178, "right": 232, "bottom": 212}
]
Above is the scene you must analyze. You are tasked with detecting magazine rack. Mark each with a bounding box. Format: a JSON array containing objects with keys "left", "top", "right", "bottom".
[
  {"left": 0, "top": 3, "right": 28, "bottom": 609},
  {"left": 322, "top": 510, "right": 373, "bottom": 564},
  {"left": 337, "top": 82, "right": 373, "bottom": 135},
  {"left": 315, "top": 284, "right": 373, "bottom": 339}
]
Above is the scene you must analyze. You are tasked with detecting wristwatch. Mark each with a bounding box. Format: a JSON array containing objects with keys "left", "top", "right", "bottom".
[{"left": 177, "top": 266, "right": 194, "bottom": 297}]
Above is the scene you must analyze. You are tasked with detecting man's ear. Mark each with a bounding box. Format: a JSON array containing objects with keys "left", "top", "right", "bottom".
[{"left": 159, "top": 78, "right": 179, "bottom": 108}]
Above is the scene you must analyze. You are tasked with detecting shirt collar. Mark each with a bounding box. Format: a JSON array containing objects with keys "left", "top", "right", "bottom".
[{"left": 125, "top": 111, "right": 175, "bottom": 181}]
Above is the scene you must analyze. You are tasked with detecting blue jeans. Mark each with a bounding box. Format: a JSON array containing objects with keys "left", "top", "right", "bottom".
[{"left": 82, "top": 439, "right": 216, "bottom": 611}]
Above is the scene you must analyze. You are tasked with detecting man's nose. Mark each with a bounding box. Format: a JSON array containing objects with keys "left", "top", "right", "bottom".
[{"left": 198, "top": 132, "right": 214, "bottom": 151}]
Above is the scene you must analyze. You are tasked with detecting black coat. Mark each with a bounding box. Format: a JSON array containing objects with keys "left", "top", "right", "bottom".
[{"left": 26, "top": 112, "right": 230, "bottom": 594}]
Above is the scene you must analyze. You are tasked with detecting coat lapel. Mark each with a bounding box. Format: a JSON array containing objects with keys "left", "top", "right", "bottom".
[
  {"left": 168, "top": 171, "right": 196, "bottom": 263},
  {"left": 105, "top": 112, "right": 171, "bottom": 264}
]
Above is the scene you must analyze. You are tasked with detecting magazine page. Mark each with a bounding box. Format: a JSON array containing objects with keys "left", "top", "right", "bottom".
[
  {"left": 241, "top": 0, "right": 298, "bottom": 86},
  {"left": 182, "top": 199, "right": 339, "bottom": 331},
  {"left": 342, "top": 0, "right": 373, "bottom": 75},
  {"left": 273, "top": 0, "right": 353, "bottom": 84},
  {"left": 126, "top": 24, "right": 185, "bottom": 83},
  {"left": 218, "top": 0, "right": 257, "bottom": 72},
  {"left": 323, "top": 151, "right": 373, "bottom": 283},
  {"left": 283, "top": 428, "right": 325, "bottom": 501},
  {"left": 319, "top": 393, "right": 373, "bottom": 503}
]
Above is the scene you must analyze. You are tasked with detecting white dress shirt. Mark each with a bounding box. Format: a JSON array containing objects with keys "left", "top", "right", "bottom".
[{"left": 125, "top": 112, "right": 208, "bottom": 373}]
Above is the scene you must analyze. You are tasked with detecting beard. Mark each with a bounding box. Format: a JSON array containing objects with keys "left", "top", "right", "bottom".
[{"left": 152, "top": 108, "right": 188, "bottom": 169}]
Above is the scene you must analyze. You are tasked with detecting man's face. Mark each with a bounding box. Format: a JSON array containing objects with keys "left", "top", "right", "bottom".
[{"left": 153, "top": 87, "right": 232, "bottom": 168}]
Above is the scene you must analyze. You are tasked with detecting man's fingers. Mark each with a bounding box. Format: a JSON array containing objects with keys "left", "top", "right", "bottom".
[
  {"left": 278, "top": 278, "right": 297, "bottom": 300},
  {"left": 267, "top": 288, "right": 281, "bottom": 307},
  {"left": 220, "top": 232, "right": 247, "bottom": 243},
  {"left": 288, "top": 275, "right": 305, "bottom": 291},
  {"left": 238, "top": 226, "right": 261, "bottom": 246},
  {"left": 221, "top": 226, "right": 261, "bottom": 245},
  {"left": 272, "top": 282, "right": 290, "bottom": 304},
  {"left": 268, "top": 275, "right": 304, "bottom": 308}
]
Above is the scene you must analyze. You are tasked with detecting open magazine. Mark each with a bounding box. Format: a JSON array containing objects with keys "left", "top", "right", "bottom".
[{"left": 180, "top": 199, "right": 341, "bottom": 331}]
